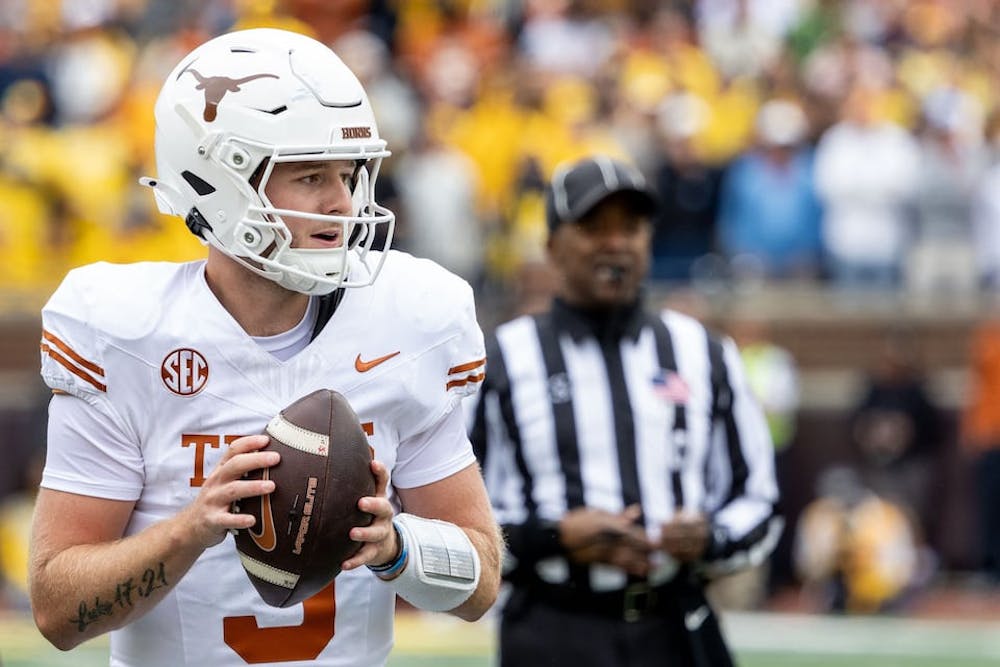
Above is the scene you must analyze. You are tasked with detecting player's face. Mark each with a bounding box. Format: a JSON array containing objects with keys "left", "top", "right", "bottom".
[
  {"left": 263, "top": 159, "right": 357, "bottom": 249},
  {"left": 547, "top": 193, "right": 652, "bottom": 309}
]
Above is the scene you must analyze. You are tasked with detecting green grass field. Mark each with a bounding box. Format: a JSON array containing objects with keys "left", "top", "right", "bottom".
[{"left": 3, "top": 609, "right": 999, "bottom": 666}]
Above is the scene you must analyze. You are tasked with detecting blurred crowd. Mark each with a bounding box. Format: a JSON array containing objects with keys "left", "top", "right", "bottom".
[
  {"left": 1, "top": 0, "right": 999, "bottom": 311},
  {"left": 2, "top": 0, "right": 1000, "bottom": 614}
]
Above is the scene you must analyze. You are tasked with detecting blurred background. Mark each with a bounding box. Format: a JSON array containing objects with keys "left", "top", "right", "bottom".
[{"left": 1, "top": 0, "right": 1000, "bottom": 663}]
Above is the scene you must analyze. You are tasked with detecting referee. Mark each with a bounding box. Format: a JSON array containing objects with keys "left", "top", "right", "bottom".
[{"left": 468, "top": 156, "right": 782, "bottom": 667}]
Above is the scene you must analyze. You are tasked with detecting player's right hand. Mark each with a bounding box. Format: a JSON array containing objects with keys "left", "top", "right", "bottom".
[
  {"left": 559, "top": 504, "right": 652, "bottom": 576},
  {"left": 179, "top": 434, "right": 279, "bottom": 549}
]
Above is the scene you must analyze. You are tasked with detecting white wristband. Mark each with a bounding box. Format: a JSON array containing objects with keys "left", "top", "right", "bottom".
[{"left": 381, "top": 513, "right": 479, "bottom": 612}]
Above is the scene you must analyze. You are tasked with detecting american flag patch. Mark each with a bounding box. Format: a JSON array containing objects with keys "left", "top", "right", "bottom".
[{"left": 652, "top": 370, "right": 689, "bottom": 404}]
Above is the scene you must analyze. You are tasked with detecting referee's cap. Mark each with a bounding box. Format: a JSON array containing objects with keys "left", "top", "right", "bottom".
[{"left": 545, "top": 156, "right": 658, "bottom": 231}]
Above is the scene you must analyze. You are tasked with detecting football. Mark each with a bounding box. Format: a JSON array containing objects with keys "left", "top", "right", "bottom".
[{"left": 234, "top": 389, "right": 376, "bottom": 608}]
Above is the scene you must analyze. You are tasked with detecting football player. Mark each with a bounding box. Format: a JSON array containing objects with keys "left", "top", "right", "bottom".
[{"left": 29, "top": 28, "right": 501, "bottom": 666}]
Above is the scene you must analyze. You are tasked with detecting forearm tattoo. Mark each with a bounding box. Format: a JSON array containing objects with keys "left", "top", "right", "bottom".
[{"left": 70, "top": 562, "right": 169, "bottom": 632}]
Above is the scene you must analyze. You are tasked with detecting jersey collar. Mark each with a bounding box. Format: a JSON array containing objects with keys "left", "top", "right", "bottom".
[{"left": 550, "top": 296, "right": 647, "bottom": 344}]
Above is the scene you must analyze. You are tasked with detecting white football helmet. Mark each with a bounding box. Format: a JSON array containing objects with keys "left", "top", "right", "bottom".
[{"left": 142, "top": 28, "right": 395, "bottom": 295}]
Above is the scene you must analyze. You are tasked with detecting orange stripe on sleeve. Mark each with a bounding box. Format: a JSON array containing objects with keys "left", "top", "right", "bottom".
[
  {"left": 448, "top": 357, "right": 486, "bottom": 374},
  {"left": 42, "top": 330, "right": 105, "bottom": 377},
  {"left": 445, "top": 372, "right": 485, "bottom": 391},
  {"left": 40, "top": 342, "right": 108, "bottom": 392}
]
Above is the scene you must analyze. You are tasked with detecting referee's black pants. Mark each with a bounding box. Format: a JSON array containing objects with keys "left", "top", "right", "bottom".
[{"left": 499, "top": 584, "right": 735, "bottom": 667}]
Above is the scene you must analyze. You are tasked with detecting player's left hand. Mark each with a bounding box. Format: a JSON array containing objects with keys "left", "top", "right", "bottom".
[
  {"left": 658, "top": 510, "right": 710, "bottom": 563},
  {"left": 341, "top": 459, "right": 397, "bottom": 571}
]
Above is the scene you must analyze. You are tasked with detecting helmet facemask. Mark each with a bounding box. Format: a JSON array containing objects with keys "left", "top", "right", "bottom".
[{"left": 220, "top": 146, "right": 394, "bottom": 296}]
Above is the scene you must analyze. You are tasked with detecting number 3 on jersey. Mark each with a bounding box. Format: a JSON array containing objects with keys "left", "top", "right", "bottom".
[
  {"left": 219, "top": 420, "right": 374, "bottom": 663},
  {"left": 223, "top": 583, "right": 335, "bottom": 663}
]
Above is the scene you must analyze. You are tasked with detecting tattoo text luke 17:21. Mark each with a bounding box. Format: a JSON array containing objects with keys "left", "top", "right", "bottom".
[{"left": 71, "top": 562, "right": 169, "bottom": 632}]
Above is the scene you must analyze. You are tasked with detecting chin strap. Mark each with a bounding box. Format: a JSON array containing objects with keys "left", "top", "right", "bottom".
[{"left": 184, "top": 208, "right": 213, "bottom": 240}]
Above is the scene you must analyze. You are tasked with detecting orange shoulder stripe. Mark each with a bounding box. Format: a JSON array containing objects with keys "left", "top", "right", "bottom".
[
  {"left": 445, "top": 372, "right": 485, "bottom": 391},
  {"left": 42, "top": 330, "right": 105, "bottom": 377},
  {"left": 40, "top": 342, "right": 108, "bottom": 392},
  {"left": 448, "top": 357, "right": 486, "bottom": 375}
]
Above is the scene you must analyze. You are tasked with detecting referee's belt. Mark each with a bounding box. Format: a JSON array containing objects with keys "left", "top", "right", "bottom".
[{"left": 522, "top": 579, "right": 682, "bottom": 623}]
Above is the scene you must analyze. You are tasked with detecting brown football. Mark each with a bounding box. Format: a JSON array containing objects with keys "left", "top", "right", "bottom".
[{"left": 234, "top": 389, "right": 375, "bottom": 608}]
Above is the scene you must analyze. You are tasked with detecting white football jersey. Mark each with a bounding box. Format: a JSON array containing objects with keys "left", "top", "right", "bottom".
[{"left": 39, "top": 251, "right": 486, "bottom": 667}]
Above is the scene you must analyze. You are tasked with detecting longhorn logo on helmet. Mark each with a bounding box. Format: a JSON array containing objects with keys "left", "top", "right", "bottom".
[{"left": 183, "top": 68, "right": 279, "bottom": 122}]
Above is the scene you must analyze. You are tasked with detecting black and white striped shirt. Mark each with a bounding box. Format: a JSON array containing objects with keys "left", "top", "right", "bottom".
[{"left": 468, "top": 298, "right": 782, "bottom": 593}]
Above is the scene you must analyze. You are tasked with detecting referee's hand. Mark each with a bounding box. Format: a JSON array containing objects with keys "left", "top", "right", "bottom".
[
  {"left": 559, "top": 504, "right": 652, "bottom": 576},
  {"left": 657, "top": 510, "right": 710, "bottom": 563}
]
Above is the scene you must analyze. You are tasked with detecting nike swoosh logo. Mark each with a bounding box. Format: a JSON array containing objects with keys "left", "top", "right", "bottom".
[
  {"left": 684, "top": 604, "right": 710, "bottom": 631},
  {"left": 248, "top": 467, "right": 277, "bottom": 552},
  {"left": 355, "top": 351, "right": 400, "bottom": 373}
]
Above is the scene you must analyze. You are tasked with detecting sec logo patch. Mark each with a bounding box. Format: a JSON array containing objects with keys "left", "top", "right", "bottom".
[{"left": 162, "top": 348, "right": 209, "bottom": 396}]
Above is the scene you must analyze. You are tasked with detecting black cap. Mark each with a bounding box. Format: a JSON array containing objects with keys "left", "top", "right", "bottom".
[{"left": 545, "top": 156, "right": 657, "bottom": 231}]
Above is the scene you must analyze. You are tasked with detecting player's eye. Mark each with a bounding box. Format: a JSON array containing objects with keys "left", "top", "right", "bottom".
[
  {"left": 339, "top": 169, "right": 358, "bottom": 190},
  {"left": 342, "top": 160, "right": 367, "bottom": 190}
]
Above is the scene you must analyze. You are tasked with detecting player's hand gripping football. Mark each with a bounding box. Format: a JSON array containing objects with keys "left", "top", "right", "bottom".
[
  {"left": 340, "top": 459, "right": 397, "bottom": 572},
  {"left": 559, "top": 504, "right": 653, "bottom": 577},
  {"left": 179, "top": 434, "right": 280, "bottom": 550}
]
